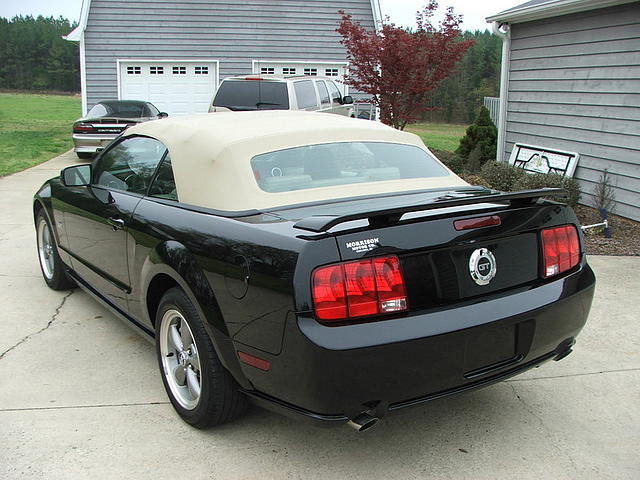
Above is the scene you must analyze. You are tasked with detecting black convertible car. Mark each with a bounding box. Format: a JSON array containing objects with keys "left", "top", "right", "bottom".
[{"left": 34, "top": 112, "right": 595, "bottom": 431}]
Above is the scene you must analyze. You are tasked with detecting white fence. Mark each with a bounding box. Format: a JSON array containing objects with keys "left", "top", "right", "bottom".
[{"left": 483, "top": 97, "right": 500, "bottom": 125}]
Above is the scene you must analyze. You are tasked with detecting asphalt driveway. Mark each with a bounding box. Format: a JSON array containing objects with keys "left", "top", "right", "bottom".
[{"left": 1, "top": 151, "right": 639, "bottom": 479}]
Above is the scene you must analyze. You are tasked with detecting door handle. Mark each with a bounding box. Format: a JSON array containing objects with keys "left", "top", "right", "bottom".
[{"left": 107, "top": 216, "right": 125, "bottom": 231}]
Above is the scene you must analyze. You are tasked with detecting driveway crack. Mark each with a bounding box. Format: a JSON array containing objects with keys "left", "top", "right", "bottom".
[
  {"left": 509, "top": 383, "right": 578, "bottom": 472},
  {"left": 0, "top": 290, "right": 74, "bottom": 360}
]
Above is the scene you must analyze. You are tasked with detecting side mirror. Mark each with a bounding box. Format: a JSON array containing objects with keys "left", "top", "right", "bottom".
[
  {"left": 342, "top": 95, "right": 354, "bottom": 105},
  {"left": 158, "top": 112, "right": 169, "bottom": 119},
  {"left": 62, "top": 165, "right": 92, "bottom": 187}
]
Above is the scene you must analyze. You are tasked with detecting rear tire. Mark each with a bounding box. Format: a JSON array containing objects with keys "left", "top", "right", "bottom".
[
  {"left": 155, "top": 287, "right": 247, "bottom": 428},
  {"left": 36, "top": 210, "right": 75, "bottom": 290}
]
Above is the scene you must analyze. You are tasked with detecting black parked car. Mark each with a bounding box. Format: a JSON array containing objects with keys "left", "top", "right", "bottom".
[
  {"left": 34, "top": 111, "right": 595, "bottom": 431},
  {"left": 72, "top": 100, "right": 168, "bottom": 159}
]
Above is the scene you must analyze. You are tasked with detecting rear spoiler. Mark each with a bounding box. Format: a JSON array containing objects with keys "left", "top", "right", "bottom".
[{"left": 293, "top": 188, "right": 567, "bottom": 233}]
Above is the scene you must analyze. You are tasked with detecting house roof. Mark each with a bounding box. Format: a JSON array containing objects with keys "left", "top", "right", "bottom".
[
  {"left": 65, "top": 0, "right": 383, "bottom": 41},
  {"left": 64, "top": 0, "right": 89, "bottom": 41},
  {"left": 486, "top": 0, "right": 638, "bottom": 24}
]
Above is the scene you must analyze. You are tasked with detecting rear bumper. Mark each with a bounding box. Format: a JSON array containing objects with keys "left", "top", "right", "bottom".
[
  {"left": 72, "top": 134, "right": 118, "bottom": 152},
  {"left": 243, "top": 346, "right": 570, "bottom": 426},
  {"left": 238, "top": 262, "right": 596, "bottom": 424}
]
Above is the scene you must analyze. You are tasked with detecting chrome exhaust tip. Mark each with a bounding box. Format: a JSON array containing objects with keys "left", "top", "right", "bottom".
[{"left": 347, "top": 412, "right": 379, "bottom": 432}]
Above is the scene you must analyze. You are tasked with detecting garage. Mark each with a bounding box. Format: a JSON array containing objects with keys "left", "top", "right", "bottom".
[
  {"left": 118, "top": 60, "right": 219, "bottom": 116},
  {"left": 251, "top": 60, "right": 348, "bottom": 95}
]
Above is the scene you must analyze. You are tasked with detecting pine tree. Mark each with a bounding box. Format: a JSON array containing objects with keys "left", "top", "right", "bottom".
[{"left": 455, "top": 106, "right": 497, "bottom": 166}]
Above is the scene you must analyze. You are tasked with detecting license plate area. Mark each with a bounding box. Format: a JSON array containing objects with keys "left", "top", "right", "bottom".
[{"left": 462, "top": 320, "right": 534, "bottom": 379}]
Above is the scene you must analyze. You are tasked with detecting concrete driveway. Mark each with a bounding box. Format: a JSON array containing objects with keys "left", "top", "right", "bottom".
[{"left": 1, "top": 151, "right": 639, "bottom": 479}]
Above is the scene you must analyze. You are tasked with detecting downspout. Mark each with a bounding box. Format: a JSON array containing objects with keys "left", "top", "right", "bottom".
[
  {"left": 492, "top": 21, "right": 511, "bottom": 163},
  {"left": 79, "top": 32, "right": 88, "bottom": 116}
]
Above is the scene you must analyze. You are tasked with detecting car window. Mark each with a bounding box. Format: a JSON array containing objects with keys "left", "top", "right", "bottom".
[
  {"left": 86, "top": 103, "right": 109, "bottom": 117},
  {"left": 213, "top": 81, "right": 289, "bottom": 110},
  {"left": 94, "top": 136, "right": 167, "bottom": 195},
  {"left": 293, "top": 80, "right": 318, "bottom": 110},
  {"left": 147, "top": 103, "right": 160, "bottom": 117},
  {"left": 327, "top": 81, "right": 342, "bottom": 105},
  {"left": 251, "top": 142, "right": 449, "bottom": 192},
  {"left": 316, "top": 81, "right": 330, "bottom": 106},
  {"left": 148, "top": 154, "right": 178, "bottom": 201}
]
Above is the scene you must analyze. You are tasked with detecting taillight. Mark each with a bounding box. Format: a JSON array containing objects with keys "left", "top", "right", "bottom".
[
  {"left": 541, "top": 225, "right": 580, "bottom": 278},
  {"left": 312, "top": 255, "right": 408, "bottom": 323},
  {"left": 73, "top": 122, "right": 94, "bottom": 133}
]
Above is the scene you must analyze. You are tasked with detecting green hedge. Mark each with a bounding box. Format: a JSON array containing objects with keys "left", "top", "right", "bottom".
[
  {"left": 431, "top": 148, "right": 465, "bottom": 174},
  {"left": 480, "top": 160, "right": 525, "bottom": 191},
  {"left": 473, "top": 161, "right": 581, "bottom": 207}
]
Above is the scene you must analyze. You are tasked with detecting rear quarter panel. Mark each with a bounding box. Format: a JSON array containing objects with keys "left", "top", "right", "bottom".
[{"left": 128, "top": 199, "right": 311, "bottom": 357}]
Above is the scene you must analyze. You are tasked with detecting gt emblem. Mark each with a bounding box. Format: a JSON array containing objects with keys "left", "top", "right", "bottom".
[{"left": 469, "top": 248, "right": 497, "bottom": 286}]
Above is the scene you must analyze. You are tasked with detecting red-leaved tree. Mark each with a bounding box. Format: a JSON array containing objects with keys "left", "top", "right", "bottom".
[{"left": 337, "top": 1, "right": 473, "bottom": 130}]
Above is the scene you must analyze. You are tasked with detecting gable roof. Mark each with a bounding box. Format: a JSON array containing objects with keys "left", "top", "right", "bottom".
[
  {"left": 65, "top": 0, "right": 383, "bottom": 41},
  {"left": 63, "top": 0, "right": 89, "bottom": 42},
  {"left": 486, "top": 0, "right": 638, "bottom": 23}
]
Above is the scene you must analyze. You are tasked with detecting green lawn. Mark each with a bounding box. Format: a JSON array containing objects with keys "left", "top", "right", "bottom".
[
  {"left": 405, "top": 122, "right": 468, "bottom": 152},
  {"left": 0, "top": 93, "right": 81, "bottom": 176}
]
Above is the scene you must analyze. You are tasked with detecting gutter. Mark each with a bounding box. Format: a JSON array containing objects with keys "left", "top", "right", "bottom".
[
  {"left": 492, "top": 21, "right": 511, "bottom": 163},
  {"left": 370, "top": 0, "right": 383, "bottom": 32},
  {"left": 62, "top": 0, "right": 90, "bottom": 115},
  {"left": 486, "top": 0, "right": 637, "bottom": 23},
  {"left": 63, "top": 0, "right": 90, "bottom": 42}
]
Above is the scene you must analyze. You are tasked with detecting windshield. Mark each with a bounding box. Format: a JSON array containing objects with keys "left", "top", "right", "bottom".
[
  {"left": 251, "top": 142, "right": 449, "bottom": 193},
  {"left": 213, "top": 81, "right": 289, "bottom": 111},
  {"left": 87, "top": 102, "right": 149, "bottom": 118}
]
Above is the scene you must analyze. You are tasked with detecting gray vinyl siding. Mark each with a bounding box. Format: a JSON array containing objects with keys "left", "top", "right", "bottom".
[
  {"left": 503, "top": 2, "right": 640, "bottom": 221},
  {"left": 83, "top": 0, "right": 374, "bottom": 107}
]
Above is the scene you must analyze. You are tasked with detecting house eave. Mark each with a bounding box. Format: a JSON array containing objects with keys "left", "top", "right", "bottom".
[
  {"left": 63, "top": 0, "right": 90, "bottom": 42},
  {"left": 486, "top": 0, "right": 637, "bottom": 24}
]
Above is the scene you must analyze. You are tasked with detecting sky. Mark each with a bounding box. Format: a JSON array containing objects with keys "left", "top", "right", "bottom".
[{"left": 0, "top": 0, "right": 520, "bottom": 31}]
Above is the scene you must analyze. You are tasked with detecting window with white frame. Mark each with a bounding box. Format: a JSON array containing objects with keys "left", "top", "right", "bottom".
[
  {"left": 127, "top": 66, "right": 141, "bottom": 75},
  {"left": 194, "top": 66, "right": 209, "bottom": 75},
  {"left": 150, "top": 66, "right": 164, "bottom": 75},
  {"left": 172, "top": 66, "right": 186, "bottom": 75},
  {"left": 260, "top": 67, "right": 275, "bottom": 75},
  {"left": 303, "top": 68, "right": 318, "bottom": 76},
  {"left": 325, "top": 68, "right": 339, "bottom": 77},
  {"left": 282, "top": 67, "right": 296, "bottom": 75}
]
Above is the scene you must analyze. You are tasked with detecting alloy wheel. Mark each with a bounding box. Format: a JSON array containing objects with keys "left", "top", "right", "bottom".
[
  {"left": 37, "top": 217, "right": 55, "bottom": 281},
  {"left": 159, "top": 309, "right": 202, "bottom": 410}
]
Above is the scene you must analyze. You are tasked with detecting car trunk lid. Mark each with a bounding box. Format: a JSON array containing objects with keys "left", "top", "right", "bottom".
[
  {"left": 89, "top": 118, "right": 139, "bottom": 134},
  {"left": 278, "top": 187, "right": 570, "bottom": 312}
]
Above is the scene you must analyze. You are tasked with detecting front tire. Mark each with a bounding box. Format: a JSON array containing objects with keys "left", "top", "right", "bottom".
[
  {"left": 155, "top": 287, "right": 247, "bottom": 428},
  {"left": 36, "top": 210, "right": 75, "bottom": 290}
]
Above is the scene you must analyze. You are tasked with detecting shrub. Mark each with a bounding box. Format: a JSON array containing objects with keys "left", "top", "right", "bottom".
[
  {"left": 593, "top": 169, "right": 615, "bottom": 214},
  {"left": 480, "top": 161, "right": 525, "bottom": 191},
  {"left": 431, "top": 149, "right": 465, "bottom": 175},
  {"left": 459, "top": 173, "right": 493, "bottom": 189},
  {"left": 513, "top": 172, "right": 581, "bottom": 207},
  {"left": 474, "top": 160, "right": 582, "bottom": 206},
  {"left": 465, "top": 144, "right": 483, "bottom": 173},
  {"left": 455, "top": 106, "right": 497, "bottom": 168}
]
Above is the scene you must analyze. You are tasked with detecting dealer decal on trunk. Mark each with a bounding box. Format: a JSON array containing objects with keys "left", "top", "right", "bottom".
[{"left": 345, "top": 238, "right": 379, "bottom": 253}]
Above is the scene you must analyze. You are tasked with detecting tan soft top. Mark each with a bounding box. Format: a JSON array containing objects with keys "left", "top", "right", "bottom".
[{"left": 124, "top": 111, "right": 467, "bottom": 211}]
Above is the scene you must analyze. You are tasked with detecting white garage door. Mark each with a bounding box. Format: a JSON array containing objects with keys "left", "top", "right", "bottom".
[
  {"left": 252, "top": 60, "right": 348, "bottom": 95},
  {"left": 119, "top": 61, "right": 218, "bottom": 116}
]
